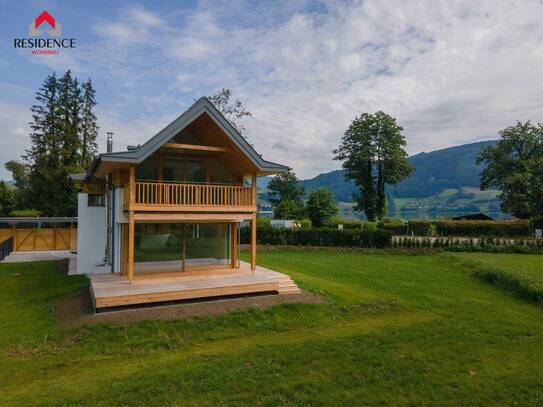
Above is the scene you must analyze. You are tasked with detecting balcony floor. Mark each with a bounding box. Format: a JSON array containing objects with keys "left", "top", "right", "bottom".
[{"left": 90, "top": 261, "right": 300, "bottom": 310}]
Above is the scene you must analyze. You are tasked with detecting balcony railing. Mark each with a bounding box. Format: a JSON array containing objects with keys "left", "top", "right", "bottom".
[{"left": 129, "top": 181, "right": 255, "bottom": 209}]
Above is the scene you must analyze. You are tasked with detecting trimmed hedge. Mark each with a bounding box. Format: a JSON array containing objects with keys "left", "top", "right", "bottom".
[
  {"left": 325, "top": 217, "right": 363, "bottom": 230},
  {"left": 379, "top": 222, "right": 407, "bottom": 235},
  {"left": 241, "top": 226, "right": 392, "bottom": 248},
  {"left": 408, "top": 220, "right": 432, "bottom": 236},
  {"left": 435, "top": 220, "right": 530, "bottom": 237},
  {"left": 392, "top": 236, "right": 543, "bottom": 253}
]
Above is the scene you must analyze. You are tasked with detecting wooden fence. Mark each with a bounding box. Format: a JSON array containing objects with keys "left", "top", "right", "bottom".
[{"left": 0, "top": 227, "right": 77, "bottom": 252}]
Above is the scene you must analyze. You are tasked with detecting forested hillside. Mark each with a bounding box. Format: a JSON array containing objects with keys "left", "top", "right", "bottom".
[{"left": 298, "top": 140, "right": 497, "bottom": 202}]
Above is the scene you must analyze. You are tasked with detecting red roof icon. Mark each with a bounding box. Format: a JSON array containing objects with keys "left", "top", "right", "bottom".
[{"left": 35, "top": 11, "right": 55, "bottom": 29}]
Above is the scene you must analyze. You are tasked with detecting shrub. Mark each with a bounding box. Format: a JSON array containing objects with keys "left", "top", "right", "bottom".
[
  {"left": 241, "top": 226, "right": 392, "bottom": 248},
  {"left": 297, "top": 219, "right": 312, "bottom": 229},
  {"left": 325, "top": 216, "right": 363, "bottom": 230},
  {"left": 378, "top": 219, "right": 408, "bottom": 235},
  {"left": 256, "top": 217, "right": 271, "bottom": 229},
  {"left": 306, "top": 188, "right": 337, "bottom": 227},
  {"left": 8, "top": 209, "right": 41, "bottom": 217},
  {"left": 435, "top": 220, "right": 530, "bottom": 237},
  {"left": 408, "top": 220, "right": 432, "bottom": 236}
]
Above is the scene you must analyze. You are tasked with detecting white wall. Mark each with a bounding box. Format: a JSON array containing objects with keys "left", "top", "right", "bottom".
[{"left": 76, "top": 192, "right": 108, "bottom": 274}]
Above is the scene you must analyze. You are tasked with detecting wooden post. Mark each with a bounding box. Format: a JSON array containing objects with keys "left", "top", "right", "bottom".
[
  {"left": 11, "top": 224, "right": 17, "bottom": 251},
  {"left": 251, "top": 172, "right": 257, "bottom": 207},
  {"left": 250, "top": 172, "right": 257, "bottom": 272},
  {"left": 231, "top": 222, "right": 238, "bottom": 268},
  {"left": 53, "top": 225, "right": 57, "bottom": 250},
  {"left": 127, "top": 166, "right": 136, "bottom": 281},
  {"left": 182, "top": 224, "right": 187, "bottom": 272},
  {"left": 250, "top": 213, "right": 256, "bottom": 273}
]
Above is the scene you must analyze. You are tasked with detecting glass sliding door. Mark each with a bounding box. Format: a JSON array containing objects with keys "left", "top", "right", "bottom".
[
  {"left": 134, "top": 223, "right": 183, "bottom": 273},
  {"left": 185, "top": 224, "right": 230, "bottom": 267},
  {"left": 133, "top": 223, "right": 231, "bottom": 274}
]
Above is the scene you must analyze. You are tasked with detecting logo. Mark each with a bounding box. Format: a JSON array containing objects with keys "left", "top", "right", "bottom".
[
  {"left": 14, "top": 11, "right": 75, "bottom": 55},
  {"left": 28, "top": 11, "right": 62, "bottom": 37}
]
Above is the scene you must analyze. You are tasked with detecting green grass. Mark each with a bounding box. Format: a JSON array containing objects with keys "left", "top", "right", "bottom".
[
  {"left": 1, "top": 250, "right": 543, "bottom": 405},
  {"left": 451, "top": 252, "right": 543, "bottom": 303}
]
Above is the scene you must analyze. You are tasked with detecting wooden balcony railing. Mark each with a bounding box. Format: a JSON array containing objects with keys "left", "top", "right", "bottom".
[{"left": 130, "top": 181, "right": 255, "bottom": 209}]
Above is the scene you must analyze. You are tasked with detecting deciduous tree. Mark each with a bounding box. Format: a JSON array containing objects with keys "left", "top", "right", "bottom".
[
  {"left": 477, "top": 121, "right": 543, "bottom": 218},
  {"left": 306, "top": 188, "right": 337, "bottom": 227},
  {"left": 267, "top": 169, "right": 305, "bottom": 219},
  {"left": 334, "top": 111, "right": 412, "bottom": 221}
]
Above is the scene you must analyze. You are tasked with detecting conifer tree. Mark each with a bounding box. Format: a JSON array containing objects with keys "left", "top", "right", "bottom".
[
  {"left": 21, "top": 70, "right": 99, "bottom": 216},
  {"left": 80, "top": 78, "right": 99, "bottom": 169}
]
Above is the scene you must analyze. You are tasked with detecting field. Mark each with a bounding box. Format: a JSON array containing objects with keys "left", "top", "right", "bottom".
[{"left": 1, "top": 249, "right": 542, "bottom": 405}]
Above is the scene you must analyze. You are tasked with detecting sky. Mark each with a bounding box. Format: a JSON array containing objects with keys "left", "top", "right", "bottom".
[{"left": 1, "top": 0, "right": 543, "bottom": 180}]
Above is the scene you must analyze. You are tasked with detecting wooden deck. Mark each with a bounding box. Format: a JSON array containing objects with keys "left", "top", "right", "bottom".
[{"left": 90, "top": 262, "right": 300, "bottom": 310}]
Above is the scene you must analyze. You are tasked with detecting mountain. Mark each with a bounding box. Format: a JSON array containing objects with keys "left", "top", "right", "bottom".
[{"left": 300, "top": 140, "right": 497, "bottom": 202}]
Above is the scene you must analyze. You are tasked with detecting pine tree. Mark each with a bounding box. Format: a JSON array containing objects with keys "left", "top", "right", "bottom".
[
  {"left": 80, "top": 78, "right": 98, "bottom": 169},
  {"left": 24, "top": 73, "right": 60, "bottom": 215},
  {"left": 22, "top": 70, "right": 99, "bottom": 216}
]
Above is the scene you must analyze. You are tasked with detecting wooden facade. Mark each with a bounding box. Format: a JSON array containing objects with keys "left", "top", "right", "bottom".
[{"left": 76, "top": 99, "right": 293, "bottom": 308}]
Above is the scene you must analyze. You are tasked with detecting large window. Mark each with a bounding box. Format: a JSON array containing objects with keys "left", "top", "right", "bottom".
[
  {"left": 162, "top": 158, "right": 183, "bottom": 182},
  {"left": 134, "top": 223, "right": 231, "bottom": 273},
  {"left": 136, "top": 157, "right": 158, "bottom": 181},
  {"left": 136, "top": 154, "right": 236, "bottom": 185}
]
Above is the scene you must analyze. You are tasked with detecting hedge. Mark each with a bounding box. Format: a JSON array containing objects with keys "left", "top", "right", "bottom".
[
  {"left": 325, "top": 217, "right": 363, "bottom": 230},
  {"left": 241, "top": 226, "right": 392, "bottom": 248},
  {"left": 392, "top": 236, "right": 543, "bottom": 253},
  {"left": 379, "top": 222, "right": 407, "bottom": 235},
  {"left": 435, "top": 220, "right": 530, "bottom": 237},
  {"left": 377, "top": 220, "right": 431, "bottom": 236},
  {"left": 408, "top": 220, "right": 432, "bottom": 236}
]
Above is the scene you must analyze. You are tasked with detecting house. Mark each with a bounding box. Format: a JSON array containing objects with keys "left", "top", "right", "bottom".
[{"left": 71, "top": 97, "right": 300, "bottom": 310}]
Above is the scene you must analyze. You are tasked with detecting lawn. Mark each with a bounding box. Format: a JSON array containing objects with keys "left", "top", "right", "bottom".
[{"left": 1, "top": 250, "right": 542, "bottom": 405}]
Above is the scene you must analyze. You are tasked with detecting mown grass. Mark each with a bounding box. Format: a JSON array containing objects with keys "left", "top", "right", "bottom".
[
  {"left": 0, "top": 250, "right": 542, "bottom": 405},
  {"left": 451, "top": 252, "right": 543, "bottom": 303}
]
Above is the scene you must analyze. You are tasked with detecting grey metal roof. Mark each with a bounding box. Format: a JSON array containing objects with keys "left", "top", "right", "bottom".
[{"left": 86, "top": 97, "right": 288, "bottom": 178}]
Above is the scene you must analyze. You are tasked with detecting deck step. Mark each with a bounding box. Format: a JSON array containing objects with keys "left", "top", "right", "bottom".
[{"left": 278, "top": 287, "right": 302, "bottom": 295}]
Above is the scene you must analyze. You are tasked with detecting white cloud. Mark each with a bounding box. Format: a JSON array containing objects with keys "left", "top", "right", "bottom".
[{"left": 5, "top": 0, "right": 543, "bottom": 180}]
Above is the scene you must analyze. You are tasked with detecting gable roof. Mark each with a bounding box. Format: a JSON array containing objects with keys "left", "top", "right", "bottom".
[{"left": 86, "top": 97, "right": 288, "bottom": 179}]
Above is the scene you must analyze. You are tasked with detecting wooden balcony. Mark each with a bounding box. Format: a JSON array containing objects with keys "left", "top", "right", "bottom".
[{"left": 125, "top": 181, "right": 256, "bottom": 212}]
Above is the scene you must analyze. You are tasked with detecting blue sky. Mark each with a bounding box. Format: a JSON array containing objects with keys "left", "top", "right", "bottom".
[{"left": 1, "top": 0, "right": 543, "bottom": 180}]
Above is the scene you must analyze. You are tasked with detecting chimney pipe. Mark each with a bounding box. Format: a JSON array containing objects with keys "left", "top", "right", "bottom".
[{"left": 106, "top": 132, "right": 113, "bottom": 153}]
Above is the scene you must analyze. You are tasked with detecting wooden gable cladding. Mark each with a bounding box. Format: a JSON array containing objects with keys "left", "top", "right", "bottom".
[{"left": 185, "top": 113, "right": 258, "bottom": 176}]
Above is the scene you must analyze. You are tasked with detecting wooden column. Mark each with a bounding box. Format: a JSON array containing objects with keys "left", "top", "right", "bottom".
[
  {"left": 231, "top": 222, "right": 238, "bottom": 268},
  {"left": 127, "top": 165, "right": 135, "bottom": 281},
  {"left": 182, "top": 224, "right": 187, "bottom": 273},
  {"left": 250, "top": 214, "right": 256, "bottom": 273},
  {"left": 250, "top": 172, "right": 257, "bottom": 272}
]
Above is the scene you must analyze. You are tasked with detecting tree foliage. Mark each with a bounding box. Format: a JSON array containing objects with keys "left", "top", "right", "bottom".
[
  {"left": 16, "top": 70, "right": 99, "bottom": 216},
  {"left": 477, "top": 121, "right": 543, "bottom": 218},
  {"left": 273, "top": 199, "right": 305, "bottom": 220},
  {"left": 334, "top": 111, "right": 413, "bottom": 221},
  {"left": 207, "top": 88, "right": 252, "bottom": 134},
  {"left": 306, "top": 188, "right": 337, "bottom": 227},
  {"left": 267, "top": 169, "right": 305, "bottom": 219},
  {"left": 0, "top": 181, "right": 15, "bottom": 216}
]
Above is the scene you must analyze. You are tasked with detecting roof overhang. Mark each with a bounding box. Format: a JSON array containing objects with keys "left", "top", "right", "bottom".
[{"left": 83, "top": 97, "right": 288, "bottom": 180}]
